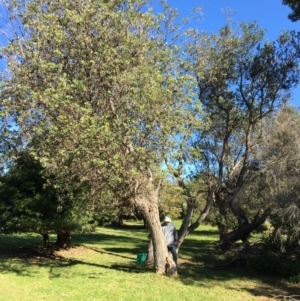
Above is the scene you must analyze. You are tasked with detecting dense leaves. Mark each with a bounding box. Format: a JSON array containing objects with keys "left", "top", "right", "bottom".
[{"left": 0, "top": 152, "right": 95, "bottom": 246}]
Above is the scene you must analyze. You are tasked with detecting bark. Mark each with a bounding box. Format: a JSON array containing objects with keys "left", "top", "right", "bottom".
[
  {"left": 134, "top": 188, "right": 176, "bottom": 275},
  {"left": 216, "top": 207, "right": 271, "bottom": 250},
  {"left": 147, "top": 238, "right": 154, "bottom": 263},
  {"left": 177, "top": 181, "right": 215, "bottom": 250},
  {"left": 56, "top": 230, "right": 72, "bottom": 249}
]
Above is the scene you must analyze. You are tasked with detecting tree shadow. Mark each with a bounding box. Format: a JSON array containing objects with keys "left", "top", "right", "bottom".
[
  {"left": 84, "top": 246, "right": 137, "bottom": 260},
  {"left": 174, "top": 252, "right": 300, "bottom": 300},
  {"left": 1, "top": 229, "right": 298, "bottom": 300},
  {"left": 72, "top": 232, "right": 146, "bottom": 245},
  {"left": 0, "top": 244, "right": 151, "bottom": 278}
]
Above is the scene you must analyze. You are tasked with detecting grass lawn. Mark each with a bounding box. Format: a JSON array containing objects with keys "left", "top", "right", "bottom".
[{"left": 0, "top": 221, "right": 298, "bottom": 301}]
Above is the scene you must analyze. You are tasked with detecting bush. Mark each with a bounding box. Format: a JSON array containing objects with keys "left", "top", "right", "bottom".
[{"left": 247, "top": 253, "right": 300, "bottom": 281}]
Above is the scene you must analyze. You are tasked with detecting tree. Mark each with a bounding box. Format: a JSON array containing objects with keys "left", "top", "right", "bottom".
[
  {"left": 283, "top": 0, "right": 300, "bottom": 21},
  {"left": 258, "top": 106, "right": 300, "bottom": 252},
  {"left": 0, "top": 152, "right": 95, "bottom": 248},
  {"left": 0, "top": 152, "right": 54, "bottom": 246},
  {"left": 0, "top": 0, "right": 198, "bottom": 273},
  {"left": 171, "top": 23, "right": 300, "bottom": 250}
]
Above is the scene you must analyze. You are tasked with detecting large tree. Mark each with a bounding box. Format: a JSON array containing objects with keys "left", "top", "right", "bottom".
[
  {"left": 169, "top": 23, "right": 300, "bottom": 250},
  {"left": 0, "top": 0, "right": 198, "bottom": 273}
]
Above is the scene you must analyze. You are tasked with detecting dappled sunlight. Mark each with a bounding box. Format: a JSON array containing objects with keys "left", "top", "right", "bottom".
[{"left": 0, "top": 224, "right": 299, "bottom": 300}]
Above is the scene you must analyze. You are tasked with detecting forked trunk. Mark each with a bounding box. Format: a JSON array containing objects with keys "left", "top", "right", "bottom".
[
  {"left": 56, "top": 230, "right": 72, "bottom": 249},
  {"left": 177, "top": 183, "right": 215, "bottom": 250},
  {"left": 217, "top": 207, "right": 271, "bottom": 250}
]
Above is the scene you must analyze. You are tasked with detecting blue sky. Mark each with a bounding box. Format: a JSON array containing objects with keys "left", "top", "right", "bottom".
[{"left": 152, "top": 0, "right": 300, "bottom": 107}]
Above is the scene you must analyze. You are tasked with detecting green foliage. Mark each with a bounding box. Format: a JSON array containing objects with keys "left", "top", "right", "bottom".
[
  {"left": 184, "top": 22, "right": 300, "bottom": 238},
  {"left": 1, "top": 0, "right": 198, "bottom": 210},
  {"left": 0, "top": 152, "right": 96, "bottom": 236},
  {"left": 0, "top": 152, "right": 58, "bottom": 234},
  {"left": 252, "top": 107, "right": 300, "bottom": 258},
  {"left": 247, "top": 252, "right": 300, "bottom": 282},
  {"left": 158, "top": 180, "right": 186, "bottom": 218},
  {"left": 283, "top": 0, "right": 300, "bottom": 21}
]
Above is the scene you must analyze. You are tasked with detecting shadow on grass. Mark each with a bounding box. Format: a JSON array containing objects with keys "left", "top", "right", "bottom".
[
  {"left": 72, "top": 231, "right": 147, "bottom": 245},
  {"left": 0, "top": 245, "right": 152, "bottom": 278},
  {"left": 0, "top": 228, "right": 298, "bottom": 299}
]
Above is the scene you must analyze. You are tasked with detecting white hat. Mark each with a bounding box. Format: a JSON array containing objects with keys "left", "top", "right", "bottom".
[{"left": 164, "top": 216, "right": 171, "bottom": 222}]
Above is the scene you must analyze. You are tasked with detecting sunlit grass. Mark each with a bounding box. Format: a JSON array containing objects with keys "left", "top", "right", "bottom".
[{"left": 0, "top": 222, "right": 297, "bottom": 301}]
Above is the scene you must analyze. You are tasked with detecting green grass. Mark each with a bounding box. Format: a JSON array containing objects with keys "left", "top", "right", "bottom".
[{"left": 0, "top": 222, "right": 298, "bottom": 301}]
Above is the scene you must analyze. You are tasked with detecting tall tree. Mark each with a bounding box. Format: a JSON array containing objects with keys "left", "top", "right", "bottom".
[
  {"left": 258, "top": 106, "right": 300, "bottom": 251},
  {"left": 171, "top": 23, "right": 300, "bottom": 250},
  {"left": 0, "top": 0, "right": 198, "bottom": 273}
]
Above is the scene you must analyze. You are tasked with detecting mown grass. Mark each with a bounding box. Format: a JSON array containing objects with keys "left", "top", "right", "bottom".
[{"left": 0, "top": 221, "right": 298, "bottom": 301}]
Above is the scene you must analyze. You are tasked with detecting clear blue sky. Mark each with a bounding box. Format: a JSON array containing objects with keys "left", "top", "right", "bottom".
[{"left": 153, "top": 0, "right": 300, "bottom": 108}]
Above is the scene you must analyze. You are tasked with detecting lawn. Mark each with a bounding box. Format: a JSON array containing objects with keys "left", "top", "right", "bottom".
[{"left": 0, "top": 221, "right": 298, "bottom": 301}]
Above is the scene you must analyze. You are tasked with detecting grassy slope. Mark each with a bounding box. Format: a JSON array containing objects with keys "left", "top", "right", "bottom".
[{"left": 0, "top": 222, "right": 298, "bottom": 301}]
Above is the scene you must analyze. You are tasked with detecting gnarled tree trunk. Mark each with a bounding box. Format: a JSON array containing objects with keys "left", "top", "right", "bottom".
[
  {"left": 134, "top": 187, "right": 176, "bottom": 275},
  {"left": 217, "top": 207, "right": 271, "bottom": 250}
]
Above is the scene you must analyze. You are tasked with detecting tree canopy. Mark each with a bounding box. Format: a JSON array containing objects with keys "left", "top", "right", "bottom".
[
  {"left": 0, "top": 0, "right": 198, "bottom": 273},
  {"left": 170, "top": 22, "right": 300, "bottom": 250},
  {"left": 283, "top": 0, "right": 300, "bottom": 21}
]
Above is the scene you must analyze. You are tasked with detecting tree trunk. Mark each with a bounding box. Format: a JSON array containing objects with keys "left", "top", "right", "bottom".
[
  {"left": 177, "top": 183, "right": 215, "bottom": 250},
  {"left": 41, "top": 233, "right": 49, "bottom": 247},
  {"left": 147, "top": 238, "right": 154, "bottom": 263},
  {"left": 134, "top": 189, "right": 175, "bottom": 275},
  {"left": 118, "top": 216, "right": 124, "bottom": 226},
  {"left": 56, "top": 230, "right": 72, "bottom": 249},
  {"left": 217, "top": 207, "right": 271, "bottom": 250}
]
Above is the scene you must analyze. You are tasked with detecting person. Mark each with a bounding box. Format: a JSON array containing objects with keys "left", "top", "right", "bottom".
[{"left": 162, "top": 216, "right": 178, "bottom": 267}]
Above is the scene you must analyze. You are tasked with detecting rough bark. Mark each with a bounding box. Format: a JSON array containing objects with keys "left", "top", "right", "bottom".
[
  {"left": 147, "top": 238, "right": 154, "bottom": 263},
  {"left": 177, "top": 181, "right": 216, "bottom": 250},
  {"left": 134, "top": 188, "right": 176, "bottom": 275},
  {"left": 56, "top": 230, "right": 72, "bottom": 249}
]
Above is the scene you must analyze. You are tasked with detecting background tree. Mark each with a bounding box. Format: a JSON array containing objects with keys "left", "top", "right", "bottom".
[
  {"left": 0, "top": 152, "right": 95, "bottom": 247},
  {"left": 258, "top": 106, "right": 300, "bottom": 253},
  {"left": 170, "top": 22, "right": 300, "bottom": 250}
]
